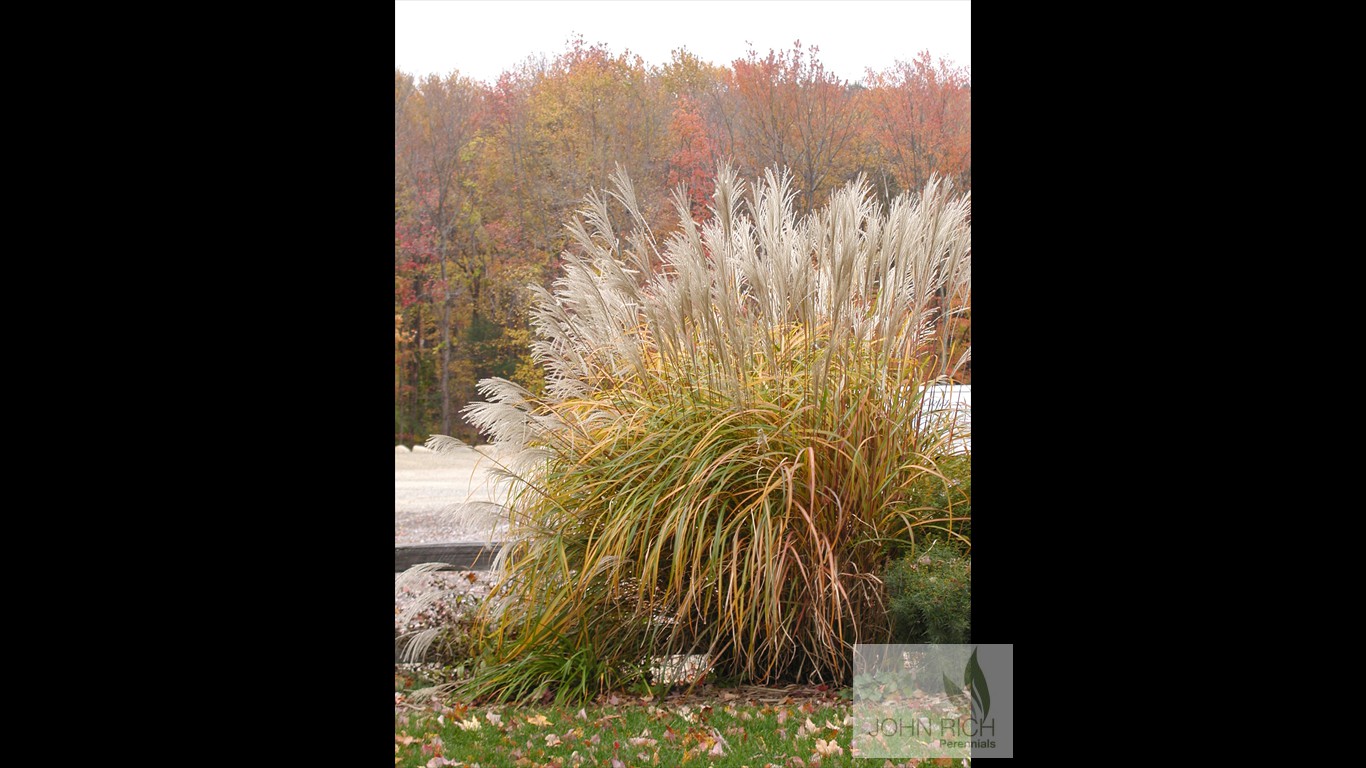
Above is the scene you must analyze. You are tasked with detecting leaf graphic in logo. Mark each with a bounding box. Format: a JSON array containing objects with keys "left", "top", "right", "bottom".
[
  {"left": 943, "top": 672, "right": 962, "bottom": 701},
  {"left": 964, "top": 648, "right": 990, "bottom": 720}
]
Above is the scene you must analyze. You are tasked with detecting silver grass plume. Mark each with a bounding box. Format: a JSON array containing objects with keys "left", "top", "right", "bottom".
[{"left": 453, "top": 158, "right": 970, "bottom": 566}]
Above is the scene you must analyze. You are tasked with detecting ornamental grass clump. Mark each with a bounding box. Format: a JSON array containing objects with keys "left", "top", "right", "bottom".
[{"left": 442, "top": 163, "right": 970, "bottom": 701}]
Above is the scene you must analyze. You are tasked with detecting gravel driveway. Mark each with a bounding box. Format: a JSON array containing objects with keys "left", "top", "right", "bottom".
[{"left": 395, "top": 445, "right": 514, "bottom": 545}]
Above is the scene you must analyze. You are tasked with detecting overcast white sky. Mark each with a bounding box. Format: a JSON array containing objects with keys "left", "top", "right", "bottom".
[{"left": 396, "top": 0, "right": 970, "bottom": 84}]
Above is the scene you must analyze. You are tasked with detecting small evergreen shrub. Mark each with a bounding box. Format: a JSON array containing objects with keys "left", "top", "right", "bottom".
[{"left": 885, "top": 544, "right": 971, "bottom": 644}]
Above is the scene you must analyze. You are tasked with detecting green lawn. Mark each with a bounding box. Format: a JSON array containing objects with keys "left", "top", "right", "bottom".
[{"left": 395, "top": 683, "right": 964, "bottom": 767}]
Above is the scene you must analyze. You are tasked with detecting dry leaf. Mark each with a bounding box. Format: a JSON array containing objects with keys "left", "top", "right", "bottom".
[
  {"left": 421, "top": 736, "right": 442, "bottom": 756},
  {"left": 486, "top": 711, "right": 502, "bottom": 726},
  {"left": 814, "top": 738, "right": 843, "bottom": 757},
  {"left": 545, "top": 733, "right": 562, "bottom": 747},
  {"left": 526, "top": 714, "right": 552, "bottom": 727}
]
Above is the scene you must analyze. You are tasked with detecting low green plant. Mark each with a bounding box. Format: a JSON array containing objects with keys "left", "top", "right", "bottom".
[
  {"left": 884, "top": 543, "right": 971, "bottom": 644},
  {"left": 444, "top": 163, "right": 971, "bottom": 701}
]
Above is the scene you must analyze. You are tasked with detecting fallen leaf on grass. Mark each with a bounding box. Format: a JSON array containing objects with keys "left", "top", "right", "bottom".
[
  {"left": 545, "top": 733, "right": 562, "bottom": 747},
  {"left": 396, "top": 734, "right": 418, "bottom": 746},
  {"left": 525, "top": 714, "right": 552, "bottom": 727},
  {"left": 577, "top": 708, "right": 588, "bottom": 720},
  {"left": 456, "top": 717, "right": 481, "bottom": 731},
  {"left": 709, "top": 729, "right": 728, "bottom": 756},
  {"left": 814, "top": 738, "right": 843, "bottom": 757},
  {"left": 486, "top": 711, "right": 502, "bottom": 726}
]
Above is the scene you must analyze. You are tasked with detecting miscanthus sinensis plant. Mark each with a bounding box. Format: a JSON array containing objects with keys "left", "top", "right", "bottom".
[{"left": 436, "top": 163, "right": 970, "bottom": 701}]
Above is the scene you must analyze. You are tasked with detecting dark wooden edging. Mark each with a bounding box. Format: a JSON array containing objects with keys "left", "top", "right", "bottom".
[{"left": 395, "top": 542, "right": 504, "bottom": 572}]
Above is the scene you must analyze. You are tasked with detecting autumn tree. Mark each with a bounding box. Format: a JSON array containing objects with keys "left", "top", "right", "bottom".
[
  {"left": 395, "top": 70, "right": 485, "bottom": 437},
  {"left": 728, "top": 42, "right": 865, "bottom": 214},
  {"left": 863, "top": 50, "right": 971, "bottom": 197},
  {"left": 666, "top": 95, "right": 715, "bottom": 224}
]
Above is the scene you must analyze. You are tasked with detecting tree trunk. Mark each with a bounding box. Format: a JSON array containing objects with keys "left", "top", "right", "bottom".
[{"left": 439, "top": 232, "right": 452, "bottom": 437}]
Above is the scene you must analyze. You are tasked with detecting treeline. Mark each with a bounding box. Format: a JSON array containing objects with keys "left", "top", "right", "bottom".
[{"left": 396, "top": 38, "right": 970, "bottom": 444}]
